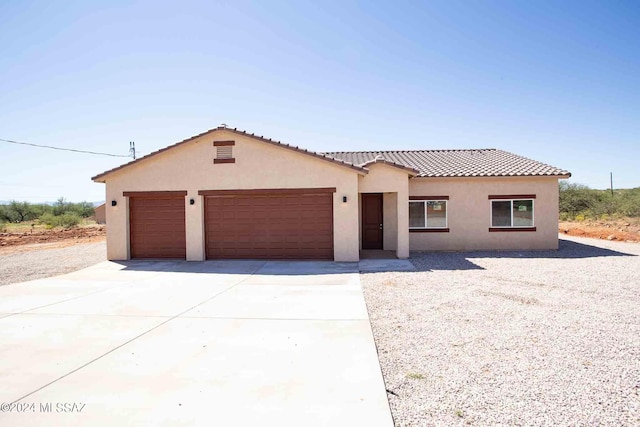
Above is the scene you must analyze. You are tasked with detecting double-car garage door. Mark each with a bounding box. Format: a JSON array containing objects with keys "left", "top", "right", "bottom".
[{"left": 128, "top": 189, "right": 334, "bottom": 260}]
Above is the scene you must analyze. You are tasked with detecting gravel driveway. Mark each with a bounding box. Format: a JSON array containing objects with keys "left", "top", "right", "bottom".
[
  {"left": 0, "top": 242, "right": 106, "bottom": 286},
  {"left": 362, "top": 235, "right": 640, "bottom": 426}
]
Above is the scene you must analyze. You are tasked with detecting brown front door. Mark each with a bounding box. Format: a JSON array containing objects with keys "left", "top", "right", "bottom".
[
  {"left": 203, "top": 190, "right": 334, "bottom": 260},
  {"left": 362, "top": 193, "right": 383, "bottom": 249}
]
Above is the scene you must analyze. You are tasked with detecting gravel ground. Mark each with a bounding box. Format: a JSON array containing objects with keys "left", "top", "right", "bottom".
[
  {"left": 0, "top": 242, "right": 106, "bottom": 286},
  {"left": 362, "top": 235, "right": 640, "bottom": 426}
]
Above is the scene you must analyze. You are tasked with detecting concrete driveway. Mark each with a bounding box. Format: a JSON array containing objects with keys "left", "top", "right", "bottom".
[{"left": 0, "top": 260, "right": 393, "bottom": 427}]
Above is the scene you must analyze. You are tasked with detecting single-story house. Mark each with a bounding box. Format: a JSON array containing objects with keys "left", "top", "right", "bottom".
[{"left": 92, "top": 125, "right": 571, "bottom": 262}]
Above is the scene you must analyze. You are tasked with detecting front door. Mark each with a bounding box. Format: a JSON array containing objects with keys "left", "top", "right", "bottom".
[{"left": 362, "top": 193, "right": 383, "bottom": 249}]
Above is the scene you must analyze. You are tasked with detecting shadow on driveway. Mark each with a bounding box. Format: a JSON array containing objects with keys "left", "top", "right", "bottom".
[{"left": 110, "top": 259, "right": 359, "bottom": 276}]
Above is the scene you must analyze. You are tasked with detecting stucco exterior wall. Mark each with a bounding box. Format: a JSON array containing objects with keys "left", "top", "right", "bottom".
[
  {"left": 382, "top": 193, "right": 398, "bottom": 251},
  {"left": 93, "top": 203, "right": 106, "bottom": 224},
  {"left": 102, "top": 130, "right": 361, "bottom": 262},
  {"left": 358, "top": 163, "right": 410, "bottom": 258},
  {"left": 409, "top": 176, "right": 561, "bottom": 251}
]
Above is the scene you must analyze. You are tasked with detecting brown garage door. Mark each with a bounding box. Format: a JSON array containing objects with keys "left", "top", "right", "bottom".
[
  {"left": 202, "top": 189, "right": 334, "bottom": 260},
  {"left": 127, "top": 192, "right": 186, "bottom": 259}
]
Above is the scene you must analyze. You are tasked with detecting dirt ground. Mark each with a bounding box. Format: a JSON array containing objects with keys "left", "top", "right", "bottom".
[
  {"left": 559, "top": 218, "right": 640, "bottom": 243},
  {"left": 0, "top": 224, "right": 106, "bottom": 255}
]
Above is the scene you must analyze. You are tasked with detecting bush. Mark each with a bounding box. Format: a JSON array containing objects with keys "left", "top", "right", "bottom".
[
  {"left": 1, "top": 197, "right": 96, "bottom": 226},
  {"left": 52, "top": 198, "right": 94, "bottom": 218},
  {"left": 58, "top": 213, "right": 81, "bottom": 228},
  {"left": 559, "top": 182, "right": 600, "bottom": 218},
  {"left": 38, "top": 213, "right": 58, "bottom": 228},
  {"left": 559, "top": 183, "right": 640, "bottom": 220},
  {"left": 0, "top": 201, "right": 38, "bottom": 222},
  {"left": 39, "top": 212, "right": 81, "bottom": 229}
]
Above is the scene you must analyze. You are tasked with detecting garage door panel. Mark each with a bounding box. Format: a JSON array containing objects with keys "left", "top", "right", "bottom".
[
  {"left": 205, "top": 193, "right": 333, "bottom": 260},
  {"left": 130, "top": 197, "right": 186, "bottom": 259}
]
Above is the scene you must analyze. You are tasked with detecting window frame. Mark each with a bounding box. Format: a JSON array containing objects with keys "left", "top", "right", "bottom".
[
  {"left": 409, "top": 196, "right": 449, "bottom": 232},
  {"left": 488, "top": 196, "right": 536, "bottom": 231}
]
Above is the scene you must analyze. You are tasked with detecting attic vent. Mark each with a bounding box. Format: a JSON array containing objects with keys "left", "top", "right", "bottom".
[
  {"left": 213, "top": 140, "right": 235, "bottom": 164},
  {"left": 217, "top": 146, "right": 233, "bottom": 159}
]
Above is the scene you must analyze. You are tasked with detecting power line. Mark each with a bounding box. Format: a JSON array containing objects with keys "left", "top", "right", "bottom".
[{"left": 0, "top": 137, "right": 131, "bottom": 158}]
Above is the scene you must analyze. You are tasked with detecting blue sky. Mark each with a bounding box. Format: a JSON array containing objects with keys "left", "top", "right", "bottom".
[{"left": 1, "top": 0, "right": 638, "bottom": 202}]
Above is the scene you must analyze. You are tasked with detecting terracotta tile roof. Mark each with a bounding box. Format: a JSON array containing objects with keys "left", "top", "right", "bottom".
[
  {"left": 323, "top": 149, "right": 571, "bottom": 178},
  {"left": 92, "top": 126, "right": 367, "bottom": 182},
  {"left": 92, "top": 126, "right": 569, "bottom": 182}
]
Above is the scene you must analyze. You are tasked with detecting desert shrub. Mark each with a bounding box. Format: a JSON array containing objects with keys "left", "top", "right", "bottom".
[
  {"left": 39, "top": 212, "right": 81, "bottom": 229},
  {"left": 39, "top": 213, "right": 60, "bottom": 228},
  {"left": 71, "top": 201, "right": 95, "bottom": 218},
  {"left": 52, "top": 197, "right": 68, "bottom": 216},
  {"left": 0, "top": 201, "right": 39, "bottom": 222},
  {"left": 58, "top": 213, "right": 81, "bottom": 228},
  {"left": 559, "top": 183, "right": 640, "bottom": 219},
  {"left": 39, "top": 213, "right": 58, "bottom": 228},
  {"left": 29, "top": 203, "right": 50, "bottom": 218},
  {"left": 0, "top": 205, "right": 13, "bottom": 223},
  {"left": 51, "top": 198, "right": 94, "bottom": 218},
  {"left": 559, "top": 182, "right": 600, "bottom": 218},
  {"left": 616, "top": 188, "right": 640, "bottom": 217},
  {"left": 2, "top": 197, "right": 96, "bottom": 225}
]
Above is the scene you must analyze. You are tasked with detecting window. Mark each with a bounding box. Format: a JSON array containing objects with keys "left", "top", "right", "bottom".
[
  {"left": 213, "top": 140, "right": 235, "bottom": 164},
  {"left": 409, "top": 199, "right": 448, "bottom": 231},
  {"left": 490, "top": 198, "right": 535, "bottom": 229}
]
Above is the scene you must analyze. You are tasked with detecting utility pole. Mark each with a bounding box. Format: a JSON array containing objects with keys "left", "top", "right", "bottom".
[
  {"left": 129, "top": 141, "right": 136, "bottom": 160},
  {"left": 610, "top": 172, "right": 614, "bottom": 196}
]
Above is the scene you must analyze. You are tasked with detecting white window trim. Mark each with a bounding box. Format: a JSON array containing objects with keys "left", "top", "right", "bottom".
[
  {"left": 409, "top": 200, "right": 448, "bottom": 229},
  {"left": 490, "top": 199, "right": 535, "bottom": 228}
]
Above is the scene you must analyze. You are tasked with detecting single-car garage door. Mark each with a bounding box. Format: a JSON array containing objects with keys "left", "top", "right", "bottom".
[
  {"left": 127, "top": 191, "right": 187, "bottom": 259},
  {"left": 201, "top": 188, "right": 334, "bottom": 260}
]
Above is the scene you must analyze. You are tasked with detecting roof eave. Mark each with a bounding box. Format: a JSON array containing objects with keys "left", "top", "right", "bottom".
[{"left": 415, "top": 173, "right": 573, "bottom": 179}]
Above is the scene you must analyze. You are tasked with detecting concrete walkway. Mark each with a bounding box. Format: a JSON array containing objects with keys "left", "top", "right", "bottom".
[{"left": 0, "top": 261, "right": 393, "bottom": 427}]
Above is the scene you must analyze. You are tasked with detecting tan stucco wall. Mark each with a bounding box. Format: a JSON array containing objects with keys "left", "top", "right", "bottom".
[
  {"left": 358, "top": 163, "right": 410, "bottom": 258},
  {"left": 102, "top": 130, "right": 361, "bottom": 262},
  {"left": 93, "top": 204, "right": 106, "bottom": 224},
  {"left": 409, "top": 176, "right": 560, "bottom": 251},
  {"left": 382, "top": 193, "right": 398, "bottom": 251}
]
